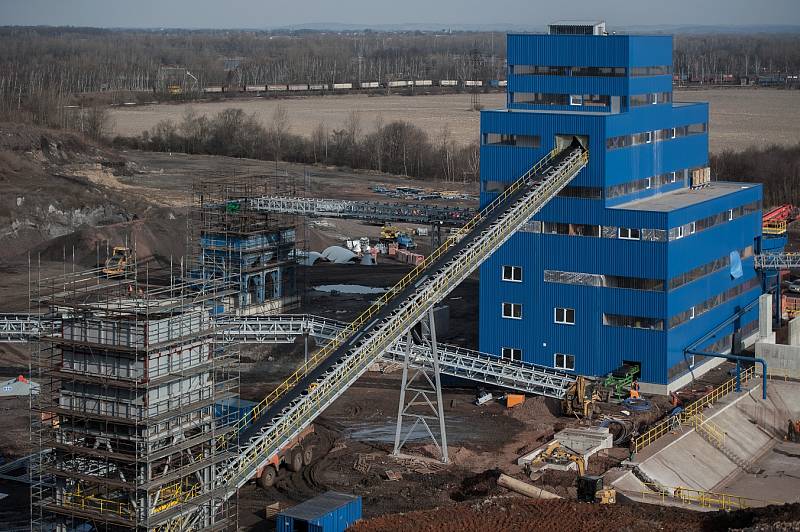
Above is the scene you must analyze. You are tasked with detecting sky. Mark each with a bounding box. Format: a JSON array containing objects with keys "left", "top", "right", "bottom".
[{"left": 0, "top": 0, "right": 798, "bottom": 29}]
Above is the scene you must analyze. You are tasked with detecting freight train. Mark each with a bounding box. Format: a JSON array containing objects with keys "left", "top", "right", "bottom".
[{"left": 201, "top": 79, "right": 507, "bottom": 94}]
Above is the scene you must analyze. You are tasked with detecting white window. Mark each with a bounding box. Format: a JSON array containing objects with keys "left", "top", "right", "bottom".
[
  {"left": 675, "top": 226, "right": 685, "bottom": 239},
  {"left": 689, "top": 221, "right": 696, "bottom": 234},
  {"left": 570, "top": 94, "right": 583, "bottom": 106},
  {"left": 502, "top": 302, "right": 522, "bottom": 319},
  {"left": 554, "top": 307, "right": 575, "bottom": 325},
  {"left": 554, "top": 353, "right": 575, "bottom": 371},
  {"left": 728, "top": 209, "right": 734, "bottom": 221},
  {"left": 645, "top": 177, "right": 652, "bottom": 189},
  {"left": 502, "top": 265, "right": 522, "bottom": 282},
  {"left": 645, "top": 131, "right": 653, "bottom": 144},
  {"left": 652, "top": 93, "right": 659, "bottom": 104},
  {"left": 619, "top": 227, "right": 641, "bottom": 240},
  {"left": 671, "top": 171, "right": 678, "bottom": 183},
  {"left": 688, "top": 354, "right": 696, "bottom": 368},
  {"left": 671, "top": 127, "right": 677, "bottom": 139},
  {"left": 689, "top": 306, "right": 696, "bottom": 320},
  {"left": 502, "top": 347, "right": 522, "bottom": 361}
]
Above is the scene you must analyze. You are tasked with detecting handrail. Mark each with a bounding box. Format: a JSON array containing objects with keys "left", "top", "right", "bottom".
[
  {"left": 223, "top": 147, "right": 561, "bottom": 440},
  {"left": 632, "top": 366, "right": 755, "bottom": 453},
  {"left": 637, "top": 482, "right": 781, "bottom": 510}
]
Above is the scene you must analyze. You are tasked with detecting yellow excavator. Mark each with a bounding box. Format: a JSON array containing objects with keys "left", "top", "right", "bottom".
[
  {"left": 102, "top": 247, "right": 132, "bottom": 277},
  {"left": 529, "top": 441, "right": 616, "bottom": 504},
  {"left": 562, "top": 376, "right": 602, "bottom": 418}
]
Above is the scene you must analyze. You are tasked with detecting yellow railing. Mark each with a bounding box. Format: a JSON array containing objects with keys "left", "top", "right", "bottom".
[
  {"left": 638, "top": 482, "right": 780, "bottom": 510},
  {"left": 153, "top": 482, "right": 201, "bottom": 514},
  {"left": 687, "top": 412, "right": 726, "bottom": 448},
  {"left": 632, "top": 366, "right": 755, "bottom": 453},
  {"left": 222, "top": 147, "right": 563, "bottom": 444},
  {"left": 763, "top": 220, "right": 787, "bottom": 235},
  {"left": 63, "top": 491, "right": 135, "bottom": 520}
]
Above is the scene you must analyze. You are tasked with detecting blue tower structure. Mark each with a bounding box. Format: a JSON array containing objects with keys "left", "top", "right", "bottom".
[{"left": 478, "top": 22, "right": 763, "bottom": 393}]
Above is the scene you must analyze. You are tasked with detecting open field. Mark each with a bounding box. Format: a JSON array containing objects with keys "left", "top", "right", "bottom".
[{"left": 109, "top": 88, "right": 800, "bottom": 154}]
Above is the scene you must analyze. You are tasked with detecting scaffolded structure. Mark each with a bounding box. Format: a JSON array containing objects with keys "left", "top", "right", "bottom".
[
  {"left": 29, "top": 258, "right": 240, "bottom": 531},
  {"left": 191, "top": 179, "right": 304, "bottom": 316}
]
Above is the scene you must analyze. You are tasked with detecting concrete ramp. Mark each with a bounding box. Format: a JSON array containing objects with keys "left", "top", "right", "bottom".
[{"left": 614, "top": 380, "right": 800, "bottom": 505}]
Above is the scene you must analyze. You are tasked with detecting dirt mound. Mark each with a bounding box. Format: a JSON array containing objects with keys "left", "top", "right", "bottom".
[{"left": 351, "top": 498, "right": 800, "bottom": 532}]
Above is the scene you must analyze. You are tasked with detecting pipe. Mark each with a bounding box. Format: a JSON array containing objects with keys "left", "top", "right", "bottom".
[
  {"left": 686, "top": 349, "right": 767, "bottom": 400},
  {"left": 497, "top": 474, "right": 562, "bottom": 499}
]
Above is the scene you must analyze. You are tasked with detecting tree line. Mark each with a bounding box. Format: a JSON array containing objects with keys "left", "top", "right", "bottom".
[
  {"left": 112, "top": 106, "right": 480, "bottom": 182},
  {"left": 711, "top": 144, "right": 800, "bottom": 207},
  {"left": 3, "top": 27, "right": 800, "bottom": 128}
]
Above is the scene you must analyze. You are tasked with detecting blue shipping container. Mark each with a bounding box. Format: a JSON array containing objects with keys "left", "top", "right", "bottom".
[
  {"left": 214, "top": 398, "right": 257, "bottom": 428},
  {"left": 276, "top": 492, "right": 362, "bottom": 532}
]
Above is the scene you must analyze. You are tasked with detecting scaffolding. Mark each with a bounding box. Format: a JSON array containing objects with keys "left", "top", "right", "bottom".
[
  {"left": 29, "top": 255, "right": 240, "bottom": 531},
  {"left": 190, "top": 178, "right": 306, "bottom": 316}
]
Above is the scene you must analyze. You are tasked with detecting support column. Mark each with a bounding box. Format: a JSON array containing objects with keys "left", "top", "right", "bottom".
[
  {"left": 759, "top": 293, "right": 773, "bottom": 339},
  {"left": 392, "top": 310, "right": 449, "bottom": 463}
]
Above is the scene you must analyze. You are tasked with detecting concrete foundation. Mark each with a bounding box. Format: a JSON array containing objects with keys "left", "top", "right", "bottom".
[
  {"left": 613, "top": 380, "right": 800, "bottom": 506},
  {"left": 789, "top": 316, "right": 800, "bottom": 346},
  {"left": 759, "top": 293, "right": 773, "bottom": 339},
  {"left": 518, "top": 427, "right": 613, "bottom": 468}
]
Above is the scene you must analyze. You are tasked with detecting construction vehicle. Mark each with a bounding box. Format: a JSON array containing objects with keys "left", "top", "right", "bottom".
[
  {"left": 255, "top": 425, "right": 316, "bottom": 489},
  {"left": 532, "top": 442, "right": 616, "bottom": 504},
  {"left": 562, "top": 376, "right": 601, "bottom": 418},
  {"left": 102, "top": 247, "right": 132, "bottom": 277},
  {"left": 380, "top": 224, "right": 416, "bottom": 249},
  {"left": 602, "top": 364, "right": 640, "bottom": 402}
]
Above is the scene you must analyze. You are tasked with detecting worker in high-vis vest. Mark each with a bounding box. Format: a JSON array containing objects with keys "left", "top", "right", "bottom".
[{"left": 630, "top": 380, "right": 641, "bottom": 400}]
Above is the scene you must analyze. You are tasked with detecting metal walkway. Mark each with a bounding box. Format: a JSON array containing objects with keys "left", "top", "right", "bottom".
[
  {"left": 0, "top": 314, "right": 42, "bottom": 342},
  {"left": 167, "top": 145, "right": 588, "bottom": 529},
  {"left": 249, "top": 195, "right": 476, "bottom": 226},
  {"left": 754, "top": 252, "right": 800, "bottom": 270},
  {"left": 221, "top": 314, "right": 575, "bottom": 398}
]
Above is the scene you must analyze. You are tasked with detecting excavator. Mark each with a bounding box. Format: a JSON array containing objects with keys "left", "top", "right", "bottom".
[
  {"left": 562, "top": 376, "right": 602, "bottom": 418},
  {"left": 529, "top": 441, "right": 616, "bottom": 504}
]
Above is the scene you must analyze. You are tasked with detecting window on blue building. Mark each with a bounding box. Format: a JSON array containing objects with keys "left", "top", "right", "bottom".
[
  {"left": 502, "top": 347, "right": 522, "bottom": 361},
  {"left": 554, "top": 353, "right": 575, "bottom": 370},
  {"left": 618, "top": 227, "right": 641, "bottom": 240},
  {"left": 502, "top": 302, "right": 522, "bottom": 319},
  {"left": 603, "top": 313, "right": 664, "bottom": 331},
  {"left": 483, "top": 133, "right": 541, "bottom": 148},
  {"left": 554, "top": 307, "right": 575, "bottom": 325},
  {"left": 502, "top": 265, "right": 523, "bottom": 282}
]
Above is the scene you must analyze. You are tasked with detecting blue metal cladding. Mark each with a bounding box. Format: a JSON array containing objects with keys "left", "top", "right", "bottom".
[
  {"left": 276, "top": 493, "right": 362, "bottom": 532},
  {"left": 478, "top": 30, "right": 764, "bottom": 387}
]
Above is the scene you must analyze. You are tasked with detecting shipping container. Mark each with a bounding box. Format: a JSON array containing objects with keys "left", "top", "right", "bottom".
[
  {"left": 309, "top": 84, "right": 327, "bottom": 91},
  {"left": 268, "top": 84, "right": 288, "bottom": 91},
  {"left": 414, "top": 80, "right": 433, "bottom": 86},
  {"left": 387, "top": 80, "right": 409, "bottom": 88},
  {"left": 499, "top": 80, "right": 508, "bottom": 87},
  {"left": 360, "top": 81, "right": 380, "bottom": 89},
  {"left": 465, "top": 80, "right": 483, "bottom": 87},
  {"left": 439, "top": 80, "right": 458, "bottom": 86},
  {"left": 276, "top": 492, "right": 361, "bottom": 532},
  {"left": 288, "top": 84, "right": 309, "bottom": 91},
  {"left": 203, "top": 86, "right": 224, "bottom": 93},
  {"left": 214, "top": 398, "right": 257, "bottom": 426},
  {"left": 245, "top": 85, "right": 266, "bottom": 92},
  {"left": 332, "top": 83, "right": 353, "bottom": 90}
]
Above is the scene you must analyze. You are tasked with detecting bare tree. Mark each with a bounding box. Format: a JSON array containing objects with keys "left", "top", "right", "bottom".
[{"left": 270, "top": 104, "right": 290, "bottom": 162}]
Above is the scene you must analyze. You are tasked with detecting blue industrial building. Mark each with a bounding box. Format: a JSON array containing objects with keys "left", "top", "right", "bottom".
[{"left": 478, "top": 22, "right": 764, "bottom": 393}]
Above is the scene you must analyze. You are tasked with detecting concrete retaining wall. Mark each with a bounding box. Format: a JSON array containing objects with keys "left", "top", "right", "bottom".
[{"left": 755, "top": 342, "right": 800, "bottom": 379}]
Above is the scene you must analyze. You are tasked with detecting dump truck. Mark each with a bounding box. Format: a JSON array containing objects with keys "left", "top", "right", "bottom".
[{"left": 255, "top": 425, "right": 317, "bottom": 488}]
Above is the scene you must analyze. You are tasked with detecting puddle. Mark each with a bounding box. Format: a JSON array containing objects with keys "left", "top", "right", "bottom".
[{"left": 314, "top": 284, "right": 387, "bottom": 294}]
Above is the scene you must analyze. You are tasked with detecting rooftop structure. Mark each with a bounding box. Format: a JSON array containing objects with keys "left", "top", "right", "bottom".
[{"left": 478, "top": 26, "right": 764, "bottom": 393}]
